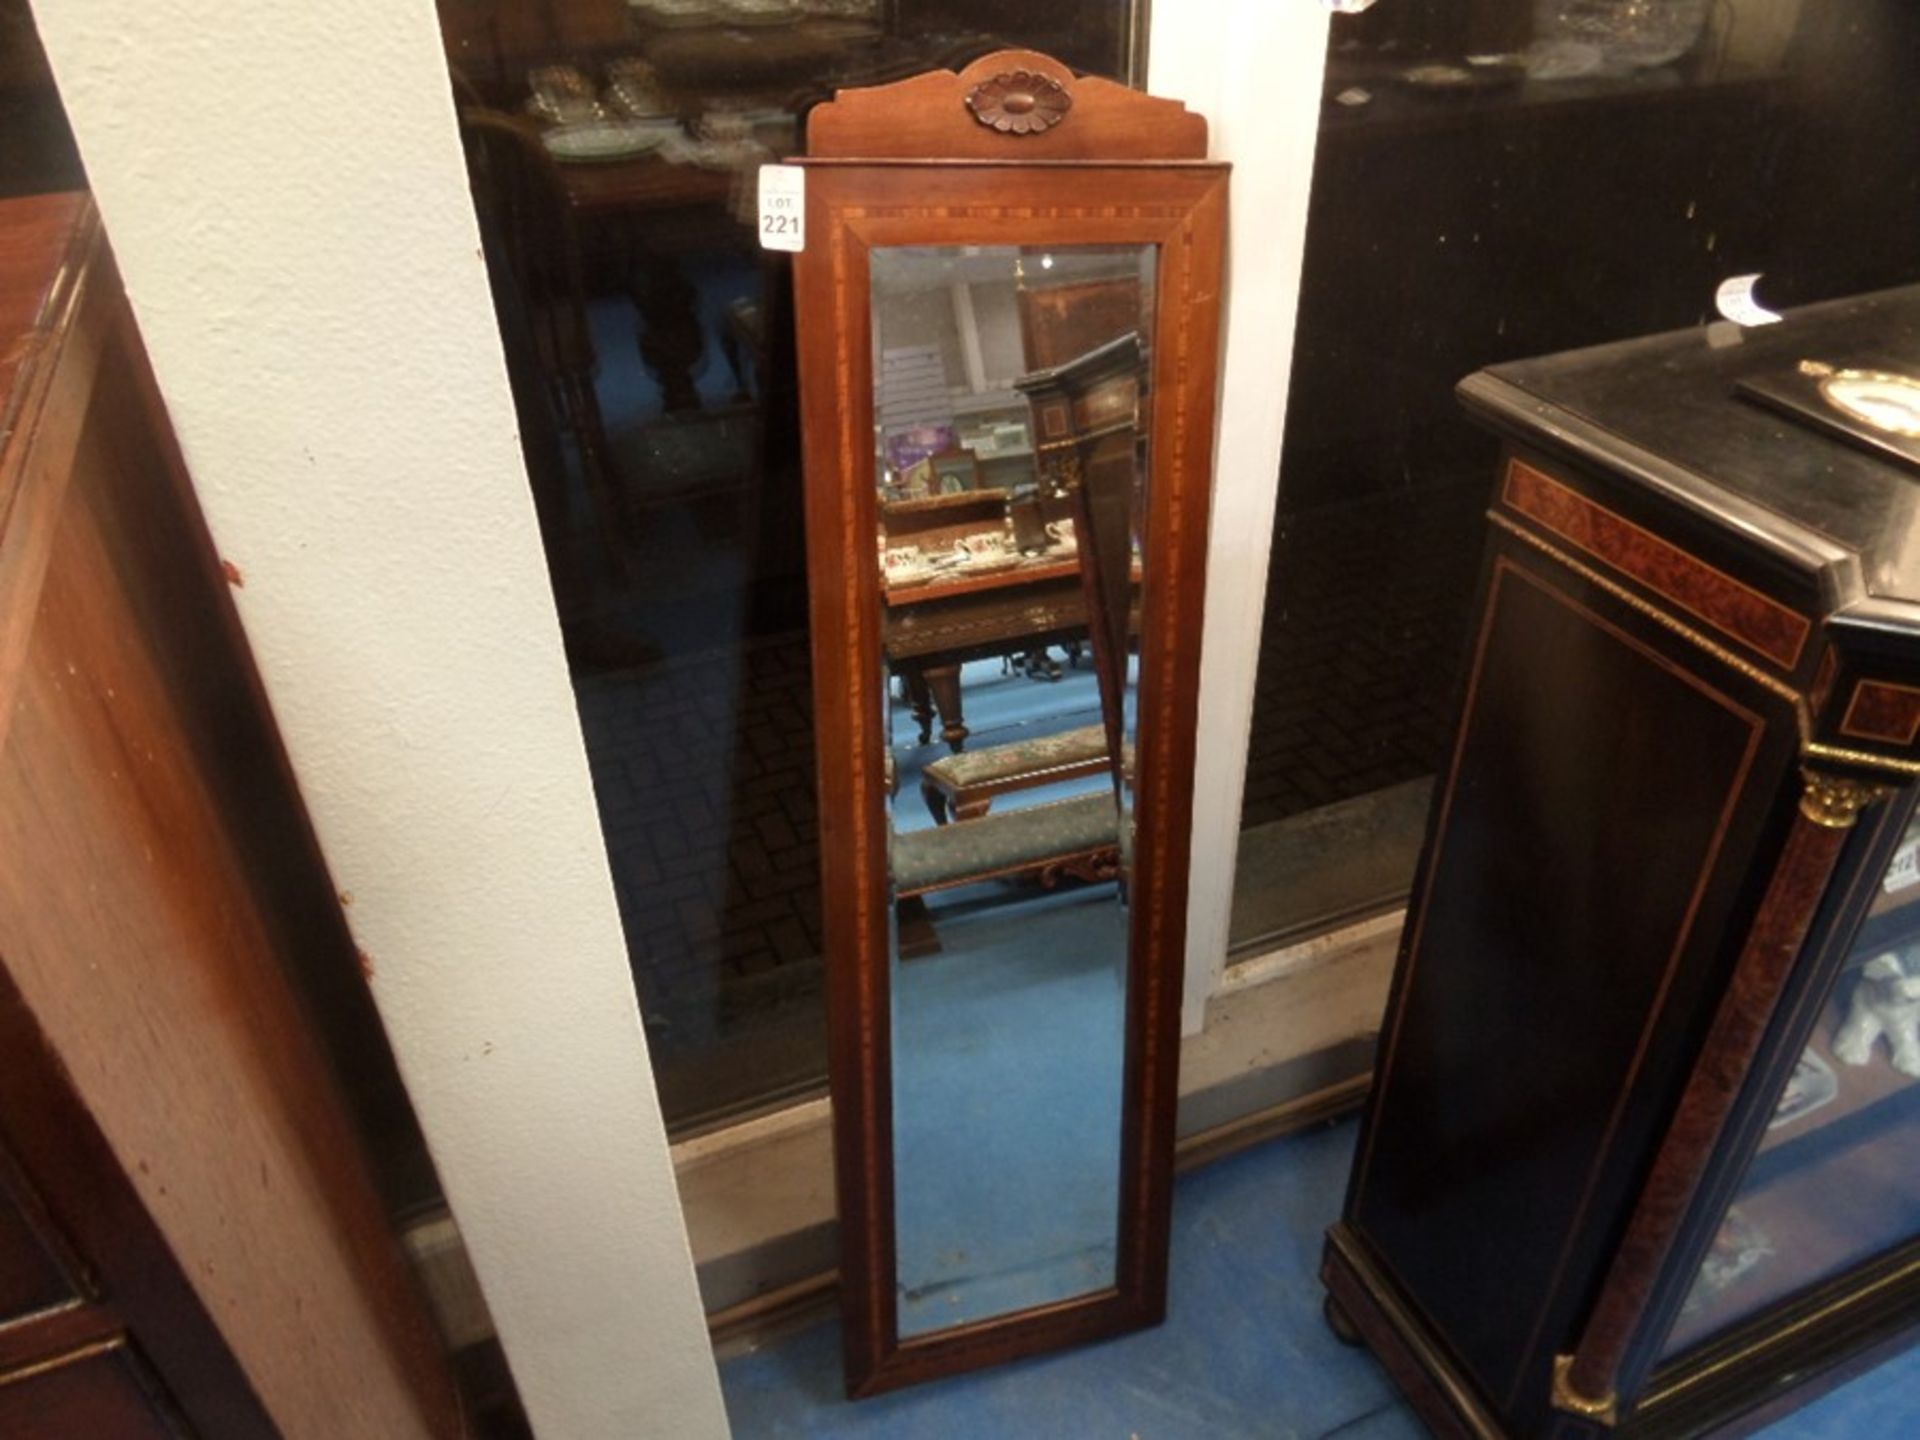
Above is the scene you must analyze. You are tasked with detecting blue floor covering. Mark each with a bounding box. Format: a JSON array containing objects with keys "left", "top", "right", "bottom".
[
  {"left": 720, "top": 1118, "right": 1920, "bottom": 1439},
  {"left": 894, "top": 883, "right": 1126, "bottom": 1336}
]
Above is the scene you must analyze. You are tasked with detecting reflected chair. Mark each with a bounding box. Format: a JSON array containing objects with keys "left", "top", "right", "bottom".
[{"left": 1026, "top": 331, "right": 1145, "bottom": 818}]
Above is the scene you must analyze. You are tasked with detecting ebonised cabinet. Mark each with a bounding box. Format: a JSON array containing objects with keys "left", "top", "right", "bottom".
[{"left": 1325, "top": 286, "right": 1920, "bottom": 1437}]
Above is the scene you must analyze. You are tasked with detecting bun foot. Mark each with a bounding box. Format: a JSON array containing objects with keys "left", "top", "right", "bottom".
[{"left": 1324, "top": 1292, "right": 1363, "bottom": 1347}]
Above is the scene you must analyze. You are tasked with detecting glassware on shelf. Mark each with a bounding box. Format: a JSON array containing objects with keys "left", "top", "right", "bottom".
[
  {"left": 525, "top": 63, "right": 607, "bottom": 125},
  {"left": 605, "top": 57, "right": 674, "bottom": 120},
  {"left": 1533, "top": 0, "right": 1712, "bottom": 71}
]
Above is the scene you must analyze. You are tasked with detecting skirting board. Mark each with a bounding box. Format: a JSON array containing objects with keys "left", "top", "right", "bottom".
[{"left": 709, "top": 1072, "right": 1374, "bottom": 1356}]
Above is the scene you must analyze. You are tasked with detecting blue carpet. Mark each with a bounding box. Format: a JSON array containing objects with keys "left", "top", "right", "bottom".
[
  {"left": 894, "top": 883, "right": 1128, "bottom": 1335},
  {"left": 720, "top": 1118, "right": 1920, "bottom": 1438},
  {"left": 883, "top": 645, "right": 1139, "bottom": 1333}
]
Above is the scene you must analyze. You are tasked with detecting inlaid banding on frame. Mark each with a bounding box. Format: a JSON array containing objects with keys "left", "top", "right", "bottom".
[
  {"left": 1503, "top": 459, "right": 1811, "bottom": 672},
  {"left": 1839, "top": 679, "right": 1920, "bottom": 747}
]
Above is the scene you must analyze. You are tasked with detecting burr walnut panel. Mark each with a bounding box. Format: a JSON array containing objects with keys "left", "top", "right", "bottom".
[
  {"left": 1839, "top": 679, "right": 1920, "bottom": 747},
  {"left": 1502, "top": 459, "right": 1811, "bottom": 672}
]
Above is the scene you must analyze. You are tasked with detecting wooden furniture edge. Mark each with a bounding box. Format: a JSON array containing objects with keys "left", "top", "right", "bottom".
[
  {"left": 0, "top": 965, "right": 280, "bottom": 1436},
  {"left": 0, "top": 190, "right": 472, "bottom": 1438},
  {"left": 1457, "top": 371, "right": 1852, "bottom": 604},
  {"left": 1321, "top": 1223, "right": 1507, "bottom": 1440},
  {"left": 0, "top": 199, "right": 104, "bottom": 752}
]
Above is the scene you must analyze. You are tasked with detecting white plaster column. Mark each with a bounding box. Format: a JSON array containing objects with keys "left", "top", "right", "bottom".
[{"left": 1150, "top": 1, "right": 1332, "bottom": 1032}]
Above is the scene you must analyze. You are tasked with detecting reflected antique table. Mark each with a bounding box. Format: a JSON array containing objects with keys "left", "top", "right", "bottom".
[
  {"left": 883, "top": 556, "right": 1092, "bottom": 753},
  {"left": 555, "top": 149, "right": 735, "bottom": 217}
]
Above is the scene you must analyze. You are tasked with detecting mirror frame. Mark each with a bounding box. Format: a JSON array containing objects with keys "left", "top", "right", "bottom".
[{"left": 792, "top": 50, "right": 1228, "bottom": 1397}]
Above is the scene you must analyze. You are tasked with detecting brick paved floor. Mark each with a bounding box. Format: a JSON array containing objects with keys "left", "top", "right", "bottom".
[
  {"left": 1240, "top": 476, "right": 1490, "bottom": 831},
  {"left": 574, "top": 629, "right": 826, "bottom": 1124},
  {"left": 569, "top": 476, "right": 1493, "bottom": 1126},
  {"left": 545, "top": 276, "right": 1494, "bottom": 1125}
]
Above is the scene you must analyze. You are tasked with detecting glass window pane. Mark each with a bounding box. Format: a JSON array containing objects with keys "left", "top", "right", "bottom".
[
  {"left": 1234, "top": 1, "right": 1920, "bottom": 955},
  {"left": 0, "top": 1, "right": 84, "bottom": 198},
  {"left": 433, "top": 0, "right": 1148, "bottom": 1131}
]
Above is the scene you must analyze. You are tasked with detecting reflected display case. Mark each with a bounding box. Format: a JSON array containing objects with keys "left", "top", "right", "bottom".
[{"left": 1324, "top": 286, "right": 1920, "bottom": 1437}]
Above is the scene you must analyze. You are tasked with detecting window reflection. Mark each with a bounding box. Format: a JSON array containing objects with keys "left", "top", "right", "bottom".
[
  {"left": 1234, "top": 0, "right": 1920, "bottom": 955},
  {"left": 435, "top": 0, "right": 1147, "bottom": 1129},
  {"left": 0, "top": 0, "right": 84, "bottom": 198}
]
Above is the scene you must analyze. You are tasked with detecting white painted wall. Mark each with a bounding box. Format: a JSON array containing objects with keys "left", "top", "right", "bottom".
[
  {"left": 1150, "top": 1, "right": 1331, "bottom": 1033},
  {"left": 29, "top": 3, "right": 731, "bottom": 1437}
]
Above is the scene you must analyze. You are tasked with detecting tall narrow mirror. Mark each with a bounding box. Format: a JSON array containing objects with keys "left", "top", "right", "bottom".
[
  {"left": 792, "top": 50, "right": 1227, "bottom": 1395},
  {"left": 873, "top": 243, "right": 1154, "bottom": 1338}
]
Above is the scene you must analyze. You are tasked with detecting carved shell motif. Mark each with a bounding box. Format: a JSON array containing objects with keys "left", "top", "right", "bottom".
[{"left": 965, "top": 70, "right": 1072, "bottom": 136}]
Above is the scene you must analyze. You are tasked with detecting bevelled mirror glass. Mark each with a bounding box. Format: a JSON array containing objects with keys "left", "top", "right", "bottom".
[
  {"left": 792, "top": 51, "right": 1228, "bottom": 1396},
  {"left": 874, "top": 241, "right": 1153, "bottom": 1339}
]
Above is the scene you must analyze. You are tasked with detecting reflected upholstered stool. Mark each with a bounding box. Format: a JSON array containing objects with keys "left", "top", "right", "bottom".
[
  {"left": 919, "top": 723, "right": 1113, "bottom": 824},
  {"left": 890, "top": 791, "right": 1125, "bottom": 958},
  {"left": 891, "top": 792, "right": 1121, "bottom": 899}
]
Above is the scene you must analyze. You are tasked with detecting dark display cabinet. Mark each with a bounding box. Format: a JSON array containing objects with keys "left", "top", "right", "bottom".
[{"left": 1323, "top": 287, "right": 1920, "bottom": 1437}]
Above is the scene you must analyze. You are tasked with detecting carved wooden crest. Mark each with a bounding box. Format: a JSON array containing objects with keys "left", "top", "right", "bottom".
[
  {"left": 805, "top": 49, "right": 1207, "bottom": 162},
  {"left": 964, "top": 69, "right": 1073, "bottom": 135}
]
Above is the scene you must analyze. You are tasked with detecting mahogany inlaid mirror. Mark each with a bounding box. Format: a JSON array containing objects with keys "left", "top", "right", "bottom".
[{"left": 791, "top": 51, "right": 1227, "bottom": 1395}]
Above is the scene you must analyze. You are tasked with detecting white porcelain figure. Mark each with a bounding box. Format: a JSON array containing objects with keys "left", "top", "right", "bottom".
[{"left": 1834, "top": 950, "right": 1920, "bottom": 1078}]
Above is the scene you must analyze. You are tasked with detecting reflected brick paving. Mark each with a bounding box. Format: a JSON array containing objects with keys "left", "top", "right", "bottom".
[
  {"left": 571, "top": 478, "right": 1489, "bottom": 1124},
  {"left": 1240, "top": 479, "right": 1489, "bottom": 829},
  {"left": 574, "top": 633, "right": 823, "bottom": 1064}
]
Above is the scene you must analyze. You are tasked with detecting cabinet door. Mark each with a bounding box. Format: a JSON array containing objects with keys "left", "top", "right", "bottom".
[
  {"left": 0, "top": 975, "right": 278, "bottom": 1439},
  {"left": 0, "top": 1143, "right": 192, "bottom": 1438},
  {"left": 0, "top": 1152, "right": 81, "bottom": 1325},
  {"left": 0, "top": 1342, "right": 186, "bottom": 1439}
]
